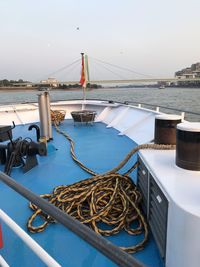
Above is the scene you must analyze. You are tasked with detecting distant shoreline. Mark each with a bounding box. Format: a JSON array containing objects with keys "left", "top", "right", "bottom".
[
  {"left": 0, "top": 86, "right": 200, "bottom": 93},
  {"left": 0, "top": 87, "right": 83, "bottom": 92}
]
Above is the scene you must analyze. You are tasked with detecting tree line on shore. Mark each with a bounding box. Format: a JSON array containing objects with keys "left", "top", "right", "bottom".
[
  {"left": 1, "top": 79, "right": 200, "bottom": 89},
  {"left": 0, "top": 79, "right": 102, "bottom": 89},
  {"left": 58, "top": 83, "right": 102, "bottom": 89},
  {"left": 0, "top": 79, "right": 30, "bottom": 86}
]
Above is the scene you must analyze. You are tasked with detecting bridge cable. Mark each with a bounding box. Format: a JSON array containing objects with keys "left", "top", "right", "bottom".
[
  {"left": 90, "top": 57, "right": 155, "bottom": 78},
  {"left": 35, "top": 58, "right": 80, "bottom": 83},
  {"left": 91, "top": 60, "right": 128, "bottom": 80},
  {"left": 59, "top": 60, "right": 81, "bottom": 81}
]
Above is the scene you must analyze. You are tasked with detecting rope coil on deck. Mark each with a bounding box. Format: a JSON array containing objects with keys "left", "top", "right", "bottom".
[
  {"left": 50, "top": 109, "right": 66, "bottom": 125},
  {"left": 27, "top": 110, "right": 175, "bottom": 253}
]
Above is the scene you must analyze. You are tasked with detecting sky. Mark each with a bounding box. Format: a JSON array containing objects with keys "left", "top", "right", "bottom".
[{"left": 1, "top": 0, "right": 200, "bottom": 82}]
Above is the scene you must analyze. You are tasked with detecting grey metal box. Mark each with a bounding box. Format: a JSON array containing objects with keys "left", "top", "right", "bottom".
[{"left": 0, "top": 125, "right": 12, "bottom": 142}]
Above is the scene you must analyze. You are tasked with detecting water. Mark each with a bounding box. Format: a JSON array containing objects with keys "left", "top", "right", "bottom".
[{"left": 0, "top": 87, "right": 199, "bottom": 121}]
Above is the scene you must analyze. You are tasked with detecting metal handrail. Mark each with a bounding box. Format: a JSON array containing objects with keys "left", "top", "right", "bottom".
[
  {"left": 0, "top": 171, "right": 146, "bottom": 267},
  {"left": 51, "top": 98, "right": 200, "bottom": 117},
  {"left": 0, "top": 255, "right": 9, "bottom": 267},
  {"left": 126, "top": 100, "right": 200, "bottom": 116},
  {"left": 0, "top": 209, "right": 61, "bottom": 267}
]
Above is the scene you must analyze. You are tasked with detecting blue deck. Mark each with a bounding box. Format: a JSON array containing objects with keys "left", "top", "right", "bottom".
[{"left": 0, "top": 121, "right": 163, "bottom": 267}]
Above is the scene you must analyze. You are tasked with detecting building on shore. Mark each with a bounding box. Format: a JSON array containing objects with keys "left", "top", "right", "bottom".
[
  {"left": 175, "top": 63, "right": 200, "bottom": 79},
  {"left": 40, "top": 77, "right": 59, "bottom": 87}
]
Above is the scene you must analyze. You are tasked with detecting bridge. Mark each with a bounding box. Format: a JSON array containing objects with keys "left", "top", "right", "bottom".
[
  {"left": 9, "top": 77, "right": 200, "bottom": 89},
  {"left": 10, "top": 77, "right": 200, "bottom": 88},
  {"left": 61, "top": 77, "right": 200, "bottom": 85},
  {"left": 7, "top": 54, "right": 200, "bottom": 87}
]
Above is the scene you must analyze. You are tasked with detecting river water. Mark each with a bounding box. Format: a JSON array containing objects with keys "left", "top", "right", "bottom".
[{"left": 0, "top": 87, "right": 199, "bottom": 121}]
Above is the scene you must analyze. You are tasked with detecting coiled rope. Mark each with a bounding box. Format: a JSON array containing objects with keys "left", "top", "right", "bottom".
[
  {"left": 27, "top": 110, "right": 175, "bottom": 253},
  {"left": 50, "top": 109, "right": 66, "bottom": 126}
]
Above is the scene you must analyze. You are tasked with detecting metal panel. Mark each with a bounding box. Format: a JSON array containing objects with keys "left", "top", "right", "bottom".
[
  {"left": 137, "top": 156, "right": 149, "bottom": 217},
  {"left": 137, "top": 156, "right": 168, "bottom": 261},
  {"left": 149, "top": 174, "right": 168, "bottom": 259}
]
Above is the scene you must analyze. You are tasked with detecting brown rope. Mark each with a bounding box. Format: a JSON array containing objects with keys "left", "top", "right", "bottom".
[
  {"left": 50, "top": 109, "right": 66, "bottom": 126},
  {"left": 27, "top": 110, "right": 175, "bottom": 253}
]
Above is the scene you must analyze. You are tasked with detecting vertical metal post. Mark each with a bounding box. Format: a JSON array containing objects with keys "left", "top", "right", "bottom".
[
  {"left": 80, "top": 53, "right": 86, "bottom": 102},
  {"left": 45, "top": 92, "right": 53, "bottom": 140},
  {"left": 38, "top": 93, "right": 49, "bottom": 140},
  {"left": 181, "top": 112, "right": 185, "bottom": 121},
  {"left": 85, "top": 55, "right": 90, "bottom": 83}
]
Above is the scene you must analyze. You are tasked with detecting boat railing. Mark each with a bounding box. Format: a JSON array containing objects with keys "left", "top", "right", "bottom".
[
  {"left": 0, "top": 255, "right": 9, "bottom": 267},
  {"left": 0, "top": 98, "right": 199, "bottom": 120},
  {"left": 84, "top": 98, "right": 200, "bottom": 121},
  {"left": 0, "top": 171, "right": 146, "bottom": 267},
  {"left": 126, "top": 100, "right": 200, "bottom": 118},
  {"left": 0, "top": 209, "right": 61, "bottom": 267},
  {"left": 51, "top": 97, "right": 200, "bottom": 120}
]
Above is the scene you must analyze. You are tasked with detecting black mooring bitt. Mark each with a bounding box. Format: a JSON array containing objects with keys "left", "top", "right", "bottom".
[{"left": 0, "top": 171, "right": 147, "bottom": 267}]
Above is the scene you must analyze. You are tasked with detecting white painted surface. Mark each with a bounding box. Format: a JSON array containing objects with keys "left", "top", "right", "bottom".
[
  {"left": 118, "top": 112, "right": 153, "bottom": 136},
  {"left": 102, "top": 106, "right": 125, "bottom": 125},
  {"left": 139, "top": 149, "right": 200, "bottom": 267},
  {"left": 107, "top": 107, "right": 130, "bottom": 128},
  {"left": 155, "top": 114, "right": 182, "bottom": 120},
  {"left": 95, "top": 107, "right": 111, "bottom": 122},
  {"left": 177, "top": 122, "right": 200, "bottom": 132},
  {"left": 125, "top": 113, "right": 156, "bottom": 144},
  {"left": 0, "top": 255, "right": 9, "bottom": 267},
  {"left": 115, "top": 108, "right": 154, "bottom": 133}
]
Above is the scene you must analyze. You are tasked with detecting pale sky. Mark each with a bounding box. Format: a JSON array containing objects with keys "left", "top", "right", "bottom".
[{"left": 1, "top": 0, "right": 200, "bottom": 81}]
